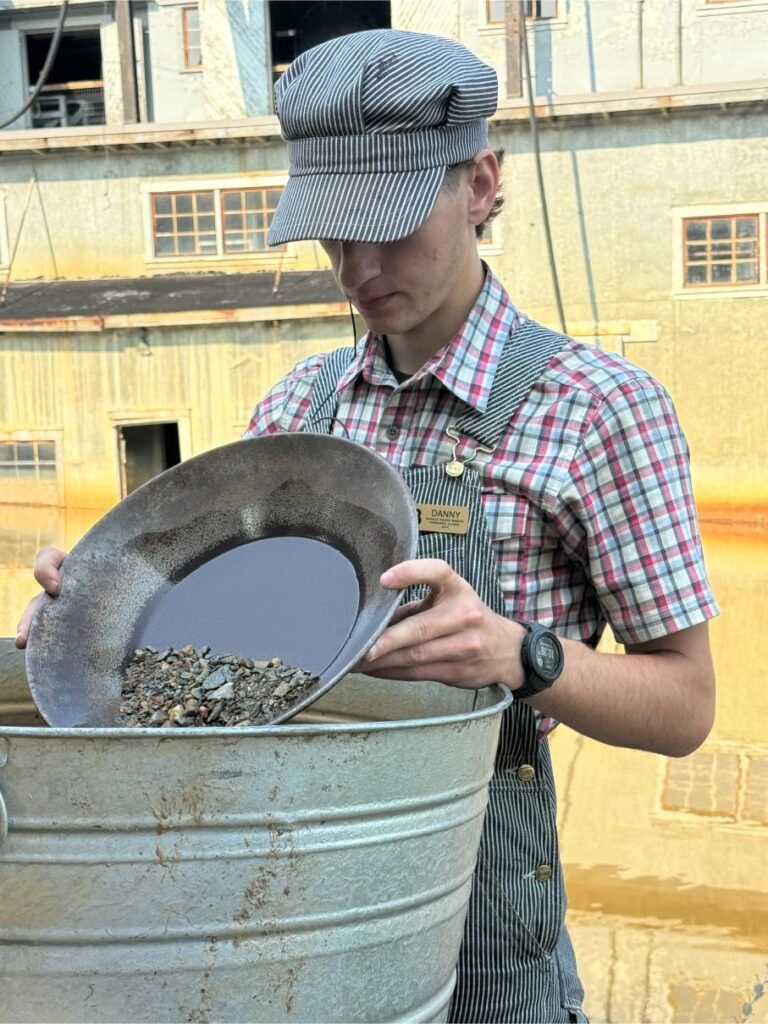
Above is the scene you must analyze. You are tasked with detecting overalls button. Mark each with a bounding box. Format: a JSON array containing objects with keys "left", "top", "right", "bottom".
[
  {"left": 517, "top": 764, "right": 535, "bottom": 782},
  {"left": 535, "top": 864, "right": 553, "bottom": 883}
]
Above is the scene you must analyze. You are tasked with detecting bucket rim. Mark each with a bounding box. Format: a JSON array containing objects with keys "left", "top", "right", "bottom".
[{"left": 0, "top": 683, "right": 513, "bottom": 739}]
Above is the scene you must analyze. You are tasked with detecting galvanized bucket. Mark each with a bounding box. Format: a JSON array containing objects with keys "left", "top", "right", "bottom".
[{"left": 0, "top": 670, "right": 512, "bottom": 1024}]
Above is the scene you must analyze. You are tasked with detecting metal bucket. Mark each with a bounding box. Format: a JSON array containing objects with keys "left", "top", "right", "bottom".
[{"left": 0, "top": 670, "right": 512, "bottom": 1023}]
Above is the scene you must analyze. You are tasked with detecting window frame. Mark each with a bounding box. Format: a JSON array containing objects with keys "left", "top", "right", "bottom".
[
  {"left": 181, "top": 5, "right": 202, "bottom": 71},
  {"left": 141, "top": 176, "right": 291, "bottom": 266},
  {"left": 485, "top": 0, "right": 558, "bottom": 24},
  {"left": 673, "top": 203, "right": 768, "bottom": 299},
  {"left": 0, "top": 431, "right": 63, "bottom": 506},
  {"left": 681, "top": 213, "right": 760, "bottom": 290},
  {"left": 0, "top": 437, "right": 59, "bottom": 482}
]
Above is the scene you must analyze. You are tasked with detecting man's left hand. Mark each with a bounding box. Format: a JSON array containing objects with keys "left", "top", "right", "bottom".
[{"left": 358, "top": 558, "right": 525, "bottom": 690}]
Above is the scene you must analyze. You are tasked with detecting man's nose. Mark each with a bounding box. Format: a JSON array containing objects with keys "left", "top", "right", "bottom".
[{"left": 334, "top": 241, "right": 382, "bottom": 291}]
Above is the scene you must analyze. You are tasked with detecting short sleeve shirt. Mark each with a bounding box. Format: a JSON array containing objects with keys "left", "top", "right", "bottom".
[{"left": 245, "top": 268, "right": 719, "bottom": 650}]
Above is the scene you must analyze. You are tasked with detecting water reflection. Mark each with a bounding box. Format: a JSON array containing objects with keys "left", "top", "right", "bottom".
[
  {"left": 1, "top": 507, "right": 766, "bottom": 1023},
  {"left": 551, "top": 522, "right": 768, "bottom": 1023}
]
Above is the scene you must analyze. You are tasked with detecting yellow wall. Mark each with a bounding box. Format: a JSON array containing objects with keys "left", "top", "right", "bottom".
[{"left": 0, "top": 317, "right": 351, "bottom": 509}]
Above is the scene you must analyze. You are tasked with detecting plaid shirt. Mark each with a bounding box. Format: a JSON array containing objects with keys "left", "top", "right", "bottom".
[{"left": 245, "top": 269, "right": 718, "bottom": 714}]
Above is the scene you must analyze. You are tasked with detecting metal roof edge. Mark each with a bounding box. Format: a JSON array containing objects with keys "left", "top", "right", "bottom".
[{"left": 0, "top": 301, "right": 349, "bottom": 333}]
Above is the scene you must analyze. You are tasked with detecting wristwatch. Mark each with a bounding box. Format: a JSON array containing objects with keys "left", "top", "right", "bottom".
[{"left": 515, "top": 623, "right": 564, "bottom": 700}]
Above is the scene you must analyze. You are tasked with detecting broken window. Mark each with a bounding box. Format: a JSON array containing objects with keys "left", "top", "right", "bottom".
[
  {"left": 26, "top": 29, "right": 105, "bottom": 128},
  {"left": 268, "top": 1, "right": 390, "bottom": 83}
]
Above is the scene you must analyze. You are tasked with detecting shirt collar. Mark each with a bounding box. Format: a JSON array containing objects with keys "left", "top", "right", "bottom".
[{"left": 335, "top": 266, "right": 521, "bottom": 413}]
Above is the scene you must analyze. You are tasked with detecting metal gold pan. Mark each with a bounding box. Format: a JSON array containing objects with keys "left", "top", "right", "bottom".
[{"left": 26, "top": 434, "right": 419, "bottom": 727}]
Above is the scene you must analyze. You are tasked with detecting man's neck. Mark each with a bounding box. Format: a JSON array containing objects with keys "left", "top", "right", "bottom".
[{"left": 385, "top": 258, "right": 486, "bottom": 375}]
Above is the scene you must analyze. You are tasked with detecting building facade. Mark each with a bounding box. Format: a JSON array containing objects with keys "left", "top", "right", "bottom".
[
  {"left": 0, "top": 0, "right": 766, "bottom": 516},
  {"left": 1, "top": 7, "right": 767, "bottom": 1021}
]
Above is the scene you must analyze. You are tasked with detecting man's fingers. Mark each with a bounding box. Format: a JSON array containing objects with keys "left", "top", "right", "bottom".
[
  {"left": 381, "top": 558, "right": 459, "bottom": 592},
  {"left": 33, "top": 546, "right": 66, "bottom": 594},
  {"left": 365, "top": 604, "right": 456, "bottom": 663},
  {"left": 15, "top": 595, "right": 43, "bottom": 649},
  {"left": 387, "top": 597, "right": 432, "bottom": 625}
]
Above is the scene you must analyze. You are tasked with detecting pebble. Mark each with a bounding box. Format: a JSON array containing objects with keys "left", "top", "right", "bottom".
[{"left": 117, "top": 646, "right": 319, "bottom": 728}]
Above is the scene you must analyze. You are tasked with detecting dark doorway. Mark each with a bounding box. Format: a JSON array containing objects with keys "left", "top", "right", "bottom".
[
  {"left": 117, "top": 423, "right": 181, "bottom": 497},
  {"left": 26, "top": 29, "right": 105, "bottom": 127},
  {"left": 268, "top": 1, "right": 390, "bottom": 81}
]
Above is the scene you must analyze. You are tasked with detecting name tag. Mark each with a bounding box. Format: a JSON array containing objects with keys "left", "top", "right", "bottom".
[{"left": 415, "top": 503, "right": 470, "bottom": 535}]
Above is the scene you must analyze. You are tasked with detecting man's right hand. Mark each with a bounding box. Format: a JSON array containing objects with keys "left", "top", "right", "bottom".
[{"left": 15, "top": 546, "right": 67, "bottom": 650}]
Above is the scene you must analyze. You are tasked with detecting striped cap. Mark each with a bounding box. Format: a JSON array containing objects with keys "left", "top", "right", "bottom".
[{"left": 268, "top": 30, "right": 498, "bottom": 245}]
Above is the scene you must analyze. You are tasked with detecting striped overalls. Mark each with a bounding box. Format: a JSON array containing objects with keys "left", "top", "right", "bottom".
[{"left": 304, "top": 321, "right": 587, "bottom": 1024}]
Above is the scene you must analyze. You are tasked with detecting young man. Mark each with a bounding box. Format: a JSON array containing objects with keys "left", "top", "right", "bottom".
[{"left": 19, "top": 29, "right": 718, "bottom": 1024}]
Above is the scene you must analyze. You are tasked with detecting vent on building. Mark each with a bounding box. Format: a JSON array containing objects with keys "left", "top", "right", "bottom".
[
  {"left": 268, "top": 1, "right": 390, "bottom": 83},
  {"left": 26, "top": 29, "right": 105, "bottom": 129}
]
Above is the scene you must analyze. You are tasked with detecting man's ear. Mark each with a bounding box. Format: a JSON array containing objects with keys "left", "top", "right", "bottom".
[{"left": 467, "top": 149, "right": 500, "bottom": 228}]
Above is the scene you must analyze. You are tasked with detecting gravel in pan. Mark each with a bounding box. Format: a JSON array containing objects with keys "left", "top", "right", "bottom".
[{"left": 117, "top": 645, "right": 319, "bottom": 727}]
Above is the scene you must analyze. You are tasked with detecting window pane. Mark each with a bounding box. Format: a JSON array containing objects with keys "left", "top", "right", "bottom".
[
  {"left": 246, "top": 212, "right": 265, "bottom": 230},
  {"left": 0, "top": 444, "right": 13, "bottom": 462},
  {"left": 38, "top": 462, "right": 57, "bottom": 478},
  {"left": 16, "top": 463, "right": 37, "bottom": 478},
  {"left": 736, "top": 261, "right": 758, "bottom": 283},
  {"left": 154, "top": 195, "right": 172, "bottom": 215},
  {"left": 156, "top": 236, "right": 176, "bottom": 255},
  {"left": 17, "top": 443, "right": 34, "bottom": 462},
  {"left": 223, "top": 192, "right": 242, "bottom": 211},
  {"left": 685, "top": 221, "right": 706, "bottom": 241},
  {"left": 244, "top": 192, "right": 261, "bottom": 211},
  {"left": 175, "top": 194, "right": 193, "bottom": 214},
  {"left": 487, "top": 0, "right": 505, "bottom": 22},
  {"left": 155, "top": 217, "right": 174, "bottom": 234},
  {"left": 712, "top": 263, "right": 732, "bottom": 282},
  {"left": 711, "top": 242, "right": 733, "bottom": 258},
  {"left": 736, "top": 241, "right": 757, "bottom": 257},
  {"left": 176, "top": 216, "right": 194, "bottom": 233},
  {"left": 266, "top": 190, "right": 281, "bottom": 211},
  {"left": 196, "top": 193, "right": 214, "bottom": 212},
  {"left": 224, "top": 213, "right": 242, "bottom": 230},
  {"left": 686, "top": 265, "right": 707, "bottom": 284},
  {"left": 178, "top": 235, "right": 196, "bottom": 254},
  {"left": 710, "top": 219, "right": 732, "bottom": 240},
  {"left": 687, "top": 244, "right": 707, "bottom": 262},
  {"left": 225, "top": 236, "right": 246, "bottom": 252},
  {"left": 38, "top": 442, "right": 55, "bottom": 462},
  {"left": 540, "top": 0, "right": 558, "bottom": 16},
  {"left": 198, "top": 215, "right": 215, "bottom": 232},
  {"left": 736, "top": 218, "right": 757, "bottom": 238},
  {"left": 199, "top": 236, "right": 217, "bottom": 253}
]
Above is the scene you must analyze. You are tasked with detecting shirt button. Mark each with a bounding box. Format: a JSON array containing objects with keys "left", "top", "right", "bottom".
[
  {"left": 534, "top": 864, "right": 553, "bottom": 883},
  {"left": 517, "top": 764, "right": 535, "bottom": 782},
  {"left": 385, "top": 425, "right": 400, "bottom": 441}
]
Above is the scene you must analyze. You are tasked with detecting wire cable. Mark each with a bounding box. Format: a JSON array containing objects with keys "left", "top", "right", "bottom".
[
  {"left": 0, "top": 1, "right": 70, "bottom": 131},
  {"left": 519, "top": 3, "right": 567, "bottom": 334}
]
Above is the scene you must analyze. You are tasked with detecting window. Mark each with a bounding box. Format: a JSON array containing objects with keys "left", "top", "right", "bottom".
[
  {"left": 222, "top": 189, "right": 281, "bottom": 253},
  {"left": 659, "top": 745, "right": 768, "bottom": 826},
  {"left": 153, "top": 192, "right": 216, "bottom": 256},
  {"left": 25, "top": 29, "right": 105, "bottom": 128},
  {"left": 150, "top": 186, "right": 285, "bottom": 259},
  {"left": 0, "top": 439, "right": 58, "bottom": 480},
  {"left": 486, "top": 0, "right": 557, "bottom": 22},
  {"left": 683, "top": 215, "right": 759, "bottom": 287},
  {"left": 182, "top": 6, "right": 202, "bottom": 69}
]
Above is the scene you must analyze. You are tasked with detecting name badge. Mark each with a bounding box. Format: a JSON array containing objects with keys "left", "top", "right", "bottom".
[{"left": 415, "top": 503, "right": 470, "bottom": 535}]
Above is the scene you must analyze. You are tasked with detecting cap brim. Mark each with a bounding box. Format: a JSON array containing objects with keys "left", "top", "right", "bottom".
[{"left": 268, "top": 166, "right": 446, "bottom": 245}]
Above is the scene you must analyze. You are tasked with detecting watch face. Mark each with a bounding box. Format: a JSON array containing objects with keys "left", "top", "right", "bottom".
[{"left": 533, "top": 633, "right": 563, "bottom": 680}]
